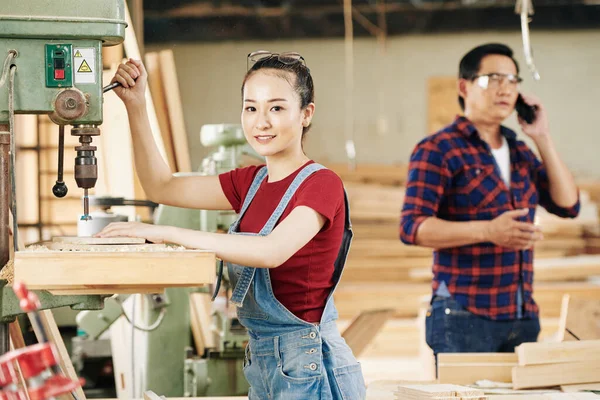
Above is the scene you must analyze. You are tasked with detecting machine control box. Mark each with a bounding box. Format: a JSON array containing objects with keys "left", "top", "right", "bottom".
[{"left": 45, "top": 43, "right": 73, "bottom": 87}]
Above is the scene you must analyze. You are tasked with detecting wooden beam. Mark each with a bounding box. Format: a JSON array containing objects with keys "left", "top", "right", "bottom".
[
  {"left": 158, "top": 50, "right": 192, "bottom": 172},
  {"left": 516, "top": 340, "right": 600, "bottom": 366},
  {"left": 512, "top": 360, "right": 600, "bottom": 389},
  {"left": 150, "top": 1, "right": 523, "bottom": 19},
  {"left": 14, "top": 250, "right": 215, "bottom": 292}
]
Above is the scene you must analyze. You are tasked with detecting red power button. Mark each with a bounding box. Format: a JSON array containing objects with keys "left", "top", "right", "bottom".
[{"left": 54, "top": 69, "right": 65, "bottom": 80}]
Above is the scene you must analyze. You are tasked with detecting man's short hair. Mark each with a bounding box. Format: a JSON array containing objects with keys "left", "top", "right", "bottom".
[{"left": 458, "top": 43, "right": 520, "bottom": 110}]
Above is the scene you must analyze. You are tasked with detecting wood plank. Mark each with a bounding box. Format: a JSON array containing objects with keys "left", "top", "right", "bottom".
[
  {"left": 341, "top": 309, "right": 394, "bottom": 358},
  {"left": 334, "top": 282, "right": 600, "bottom": 319},
  {"left": 14, "top": 250, "right": 215, "bottom": 291},
  {"left": 189, "top": 292, "right": 215, "bottom": 354},
  {"left": 123, "top": 4, "right": 167, "bottom": 164},
  {"left": 37, "top": 310, "right": 86, "bottom": 400},
  {"left": 427, "top": 76, "right": 461, "bottom": 134},
  {"left": 438, "top": 353, "right": 517, "bottom": 364},
  {"left": 516, "top": 340, "right": 600, "bottom": 366},
  {"left": 563, "top": 296, "right": 600, "bottom": 341},
  {"left": 52, "top": 236, "right": 146, "bottom": 245},
  {"left": 159, "top": 49, "right": 191, "bottom": 173},
  {"left": 561, "top": 382, "right": 600, "bottom": 392},
  {"left": 328, "top": 163, "right": 408, "bottom": 186},
  {"left": 512, "top": 360, "right": 600, "bottom": 389},
  {"left": 144, "top": 51, "right": 177, "bottom": 172}
]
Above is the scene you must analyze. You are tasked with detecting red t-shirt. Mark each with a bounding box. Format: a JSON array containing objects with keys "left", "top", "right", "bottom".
[{"left": 218, "top": 161, "right": 345, "bottom": 323}]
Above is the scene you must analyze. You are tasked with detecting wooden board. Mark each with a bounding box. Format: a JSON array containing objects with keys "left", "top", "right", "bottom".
[
  {"left": 334, "top": 282, "right": 600, "bottom": 319},
  {"left": 189, "top": 292, "right": 215, "bottom": 355},
  {"left": 37, "top": 310, "right": 87, "bottom": 400},
  {"left": 512, "top": 360, "right": 600, "bottom": 389},
  {"left": 516, "top": 340, "right": 600, "bottom": 366},
  {"left": 158, "top": 49, "right": 191, "bottom": 173},
  {"left": 437, "top": 353, "right": 517, "bottom": 385},
  {"left": 14, "top": 250, "right": 215, "bottom": 293},
  {"left": 427, "top": 76, "right": 461, "bottom": 134},
  {"left": 563, "top": 296, "right": 600, "bottom": 341},
  {"left": 561, "top": 382, "right": 600, "bottom": 392},
  {"left": 328, "top": 164, "right": 408, "bottom": 187},
  {"left": 145, "top": 51, "right": 177, "bottom": 172},
  {"left": 52, "top": 236, "right": 146, "bottom": 245},
  {"left": 341, "top": 309, "right": 394, "bottom": 358}
]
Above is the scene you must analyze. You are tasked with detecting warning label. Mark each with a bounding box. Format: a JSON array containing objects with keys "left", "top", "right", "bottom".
[
  {"left": 78, "top": 60, "right": 92, "bottom": 73},
  {"left": 73, "top": 48, "right": 96, "bottom": 84}
]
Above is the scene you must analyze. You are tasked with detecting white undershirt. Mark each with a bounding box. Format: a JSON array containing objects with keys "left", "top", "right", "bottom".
[{"left": 491, "top": 136, "right": 511, "bottom": 187}]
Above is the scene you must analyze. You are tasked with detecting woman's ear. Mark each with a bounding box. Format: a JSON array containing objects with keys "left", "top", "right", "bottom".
[{"left": 303, "top": 103, "right": 315, "bottom": 127}]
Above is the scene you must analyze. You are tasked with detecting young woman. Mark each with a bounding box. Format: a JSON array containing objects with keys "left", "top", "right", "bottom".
[{"left": 98, "top": 51, "right": 366, "bottom": 399}]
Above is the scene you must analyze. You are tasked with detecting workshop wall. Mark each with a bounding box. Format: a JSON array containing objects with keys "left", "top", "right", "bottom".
[{"left": 148, "top": 29, "right": 600, "bottom": 178}]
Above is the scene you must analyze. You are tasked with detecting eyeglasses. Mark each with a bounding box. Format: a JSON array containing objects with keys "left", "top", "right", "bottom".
[
  {"left": 247, "top": 50, "right": 307, "bottom": 71},
  {"left": 473, "top": 73, "right": 523, "bottom": 89}
]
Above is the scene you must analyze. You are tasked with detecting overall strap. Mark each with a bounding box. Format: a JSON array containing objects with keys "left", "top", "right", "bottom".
[
  {"left": 237, "top": 166, "right": 269, "bottom": 222},
  {"left": 258, "top": 163, "right": 326, "bottom": 235}
]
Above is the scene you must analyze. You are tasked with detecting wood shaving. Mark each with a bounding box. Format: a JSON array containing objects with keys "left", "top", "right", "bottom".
[
  {"left": 23, "top": 244, "right": 187, "bottom": 252},
  {"left": 0, "top": 259, "right": 13, "bottom": 284}
]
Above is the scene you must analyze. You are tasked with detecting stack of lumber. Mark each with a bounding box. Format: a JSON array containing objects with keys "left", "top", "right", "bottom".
[
  {"left": 394, "top": 384, "right": 485, "bottom": 400},
  {"left": 330, "top": 164, "right": 600, "bottom": 360},
  {"left": 512, "top": 340, "right": 600, "bottom": 390}
]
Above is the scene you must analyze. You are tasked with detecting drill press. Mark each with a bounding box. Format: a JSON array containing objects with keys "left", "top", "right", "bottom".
[{"left": 0, "top": 1, "right": 127, "bottom": 355}]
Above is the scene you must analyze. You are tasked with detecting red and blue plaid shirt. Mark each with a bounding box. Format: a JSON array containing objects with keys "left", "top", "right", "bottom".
[{"left": 400, "top": 116, "right": 580, "bottom": 320}]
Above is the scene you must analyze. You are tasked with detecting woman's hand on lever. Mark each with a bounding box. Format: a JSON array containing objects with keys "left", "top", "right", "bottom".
[{"left": 111, "top": 58, "right": 147, "bottom": 110}]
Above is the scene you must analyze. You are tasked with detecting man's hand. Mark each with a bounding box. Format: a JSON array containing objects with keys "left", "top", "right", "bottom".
[
  {"left": 485, "top": 209, "right": 543, "bottom": 250},
  {"left": 518, "top": 93, "right": 550, "bottom": 142}
]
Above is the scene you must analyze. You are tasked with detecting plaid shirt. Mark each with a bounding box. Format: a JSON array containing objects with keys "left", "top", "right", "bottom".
[{"left": 400, "top": 116, "right": 580, "bottom": 320}]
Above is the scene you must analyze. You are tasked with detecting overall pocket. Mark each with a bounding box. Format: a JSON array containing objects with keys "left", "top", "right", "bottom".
[
  {"left": 332, "top": 363, "right": 366, "bottom": 400},
  {"left": 272, "top": 339, "right": 322, "bottom": 400}
]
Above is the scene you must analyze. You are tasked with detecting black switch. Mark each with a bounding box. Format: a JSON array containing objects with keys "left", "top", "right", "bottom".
[{"left": 54, "top": 58, "right": 65, "bottom": 69}]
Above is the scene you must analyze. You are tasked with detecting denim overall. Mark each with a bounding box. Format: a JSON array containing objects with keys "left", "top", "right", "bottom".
[{"left": 223, "top": 163, "right": 366, "bottom": 400}]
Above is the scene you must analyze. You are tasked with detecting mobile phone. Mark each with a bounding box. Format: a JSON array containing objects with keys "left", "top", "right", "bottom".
[{"left": 515, "top": 94, "right": 537, "bottom": 124}]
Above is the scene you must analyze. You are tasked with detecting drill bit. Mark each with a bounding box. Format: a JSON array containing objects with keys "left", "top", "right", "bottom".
[{"left": 81, "top": 189, "right": 92, "bottom": 221}]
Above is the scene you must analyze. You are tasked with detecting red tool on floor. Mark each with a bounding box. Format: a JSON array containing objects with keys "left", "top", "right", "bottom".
[{"left": 0, "top": 282, "right": 83, "bottom": 400}]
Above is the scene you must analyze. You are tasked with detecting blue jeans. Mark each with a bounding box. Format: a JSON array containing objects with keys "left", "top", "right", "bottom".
[{"left": 425, "top": 297, "right": 540, "bottom": 355}]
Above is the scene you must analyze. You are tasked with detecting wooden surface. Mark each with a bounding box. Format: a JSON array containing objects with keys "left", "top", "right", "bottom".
[
  {"left": 14, "top": 250, "right": 215, "bottom": 294},
  {"left": 52, "top": 236, "right": 146, "bottom": 245}
]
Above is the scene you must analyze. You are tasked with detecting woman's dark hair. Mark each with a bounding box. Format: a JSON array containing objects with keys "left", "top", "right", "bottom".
[
  {"left": 241, "top": 55, "right": 315, "bottom": 136},
  {"left": 458, "top": 43, "right": 520, "bottom": 110}
]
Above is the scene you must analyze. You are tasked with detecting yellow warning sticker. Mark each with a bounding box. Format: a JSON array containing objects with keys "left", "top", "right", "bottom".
[
  {"left": 74, "top": 50, "right": 83, "bottom": 58},
  {"left": 77, "top": 60, "right": 92, "bottom": 73}
]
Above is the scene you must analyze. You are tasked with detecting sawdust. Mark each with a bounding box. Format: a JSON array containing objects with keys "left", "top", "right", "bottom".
[
  {"left": 23, "top": 244, "right": 187, "bottom": 252},
  {"left": 0, "top": 259, "right": 14, "bottom": 284}
]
